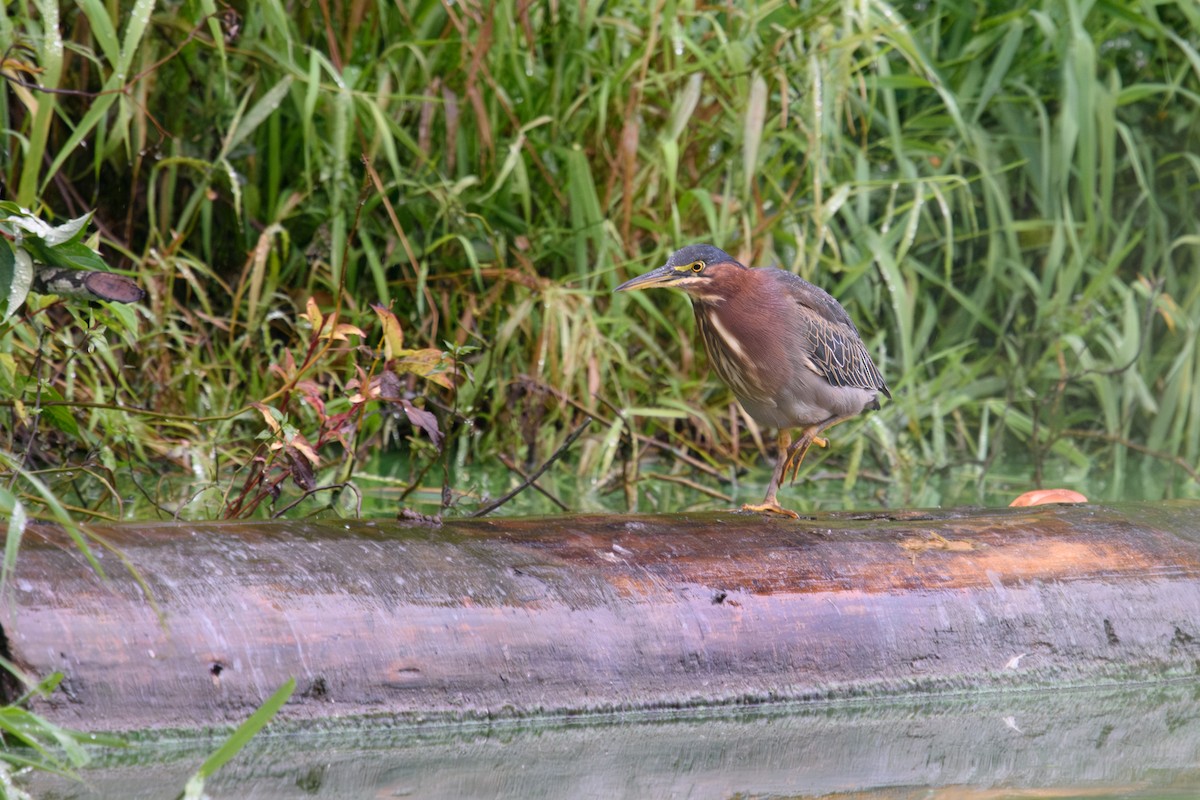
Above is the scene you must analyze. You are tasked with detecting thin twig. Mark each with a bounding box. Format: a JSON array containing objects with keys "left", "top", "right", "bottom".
[
  {"left": 1061, "top": 428, "right": 1200, "bottom": 485},
  {"left": 125, "top": 460, "right": 181, "bottom": 521},
  {"left": 497, "top": 453, "right": 569, "bottom": 511},
  {"left": 272, "top": 482, "right": 362, "bottom": 518},
  {"left": 470, "top": 417, "right": 593, "bottom": 518},
  {"left": 519, "top": 379, "right": 729, "bottom": 482},
  {"left": 398, "top": 447, "right": 440, "bottom": 504},
  {"left": 811, "top": 469, "right": 892, "bottom": 485},
  {"left": 641, "top": 472, "right": 733, "bottom": 503}
]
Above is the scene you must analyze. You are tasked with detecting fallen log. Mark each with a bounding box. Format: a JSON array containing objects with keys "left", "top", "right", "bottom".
[{"left": 4, "top": 502, "right": 1200, "bottom": 733}]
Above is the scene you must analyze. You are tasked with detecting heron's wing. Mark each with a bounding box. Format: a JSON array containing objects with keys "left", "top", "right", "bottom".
[
  {"left": 769, "top": 269, "right": 891, "bottom": 397},
  {"left": 801, "top": 311, "right": 891, "bottom": 397}
]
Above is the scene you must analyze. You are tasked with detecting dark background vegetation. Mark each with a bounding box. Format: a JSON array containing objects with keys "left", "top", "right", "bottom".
[{"left": 3, "top": 0, "right": 1200, "bottom": 520}]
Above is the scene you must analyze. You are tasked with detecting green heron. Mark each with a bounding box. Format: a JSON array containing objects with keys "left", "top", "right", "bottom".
[{"left": 615, "top": 244, "right": 890, "bottom": 517}]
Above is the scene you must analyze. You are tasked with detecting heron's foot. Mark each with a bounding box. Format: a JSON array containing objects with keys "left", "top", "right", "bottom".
[
  {"left": 784, "top": 459, "right": 802, "bottom": 486},
  {"left": 740, "top": 501, "right": 800, "bottom": 519},
  {"left": 784, "top": 444, "right": 813, "bottom": 484},
  {"left": 782, "top": 429, "right": 830, "bottom": 485}
]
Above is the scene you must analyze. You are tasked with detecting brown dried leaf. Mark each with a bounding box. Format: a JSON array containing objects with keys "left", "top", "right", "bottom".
[
  {"left": 288, "top": 432, "right": 320, "bottom": 466},
  {"left": 377, "top": 369, "right": 404, "bottom": 400},
  {"left": 619, "top": 118, "right": 639, "bottom": 239},
  {"left": 286, "top": 445, "right": 317, "bottom": 492},
  {"left": 400, "top": 398, "right": 442, "bottom": 449}
]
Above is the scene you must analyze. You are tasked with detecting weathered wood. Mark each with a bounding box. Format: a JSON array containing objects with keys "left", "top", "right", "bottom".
[{"left": 4, "top": 503, "right": 1200, "bottom": 733}]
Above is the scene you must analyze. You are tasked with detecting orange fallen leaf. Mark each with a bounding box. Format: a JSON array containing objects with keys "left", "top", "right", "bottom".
[{"left": 1009, "top": 489, "right": 1088, "bottom": 507}]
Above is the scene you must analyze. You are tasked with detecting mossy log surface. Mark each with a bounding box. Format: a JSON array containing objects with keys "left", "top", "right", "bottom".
[{"left": 5, "top": 502, "right": 1200, "bottom": 733}]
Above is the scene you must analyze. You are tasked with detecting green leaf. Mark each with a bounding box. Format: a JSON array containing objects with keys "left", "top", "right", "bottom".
[
  {"left": 224, "top": 76, "right": 294, "bottom": 155},
  {"left": 0, "top": 239, "right": 33, "bottom": 322},
  {"left": 43, "top": 214, "right": 92, "bottom": 246},
  {"left": 75, "top": 0, "right": 120, "bottom": 67},
  {"left": 24, "top": 238, "right": 108, "bottom": 272},
  {"left": 180, "top": 678, "right": 295, "bottom": 800},
  {"left": 96, "top": 300, "right": 141, "bottom": 338},
  {"left": 36, "top": 387, "right": 81, "bottom": 439},
  {"left": 0, "top": 488, "right": 26, "bottom": 596},
  {"left": 624, "top": 407, "right": 689, "bottom": 419},
  {"left": 0, "top": 353, "right": 20, "bottom": 394}
]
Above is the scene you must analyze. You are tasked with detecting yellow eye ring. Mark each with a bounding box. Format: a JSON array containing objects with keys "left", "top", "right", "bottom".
[{"left": 690, "top": 261, "right": 704, "bottom": 273}]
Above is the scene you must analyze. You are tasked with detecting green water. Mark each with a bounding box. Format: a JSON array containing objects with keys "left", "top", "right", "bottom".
[
  {"left": 125, "top": 432, "right": 1198, "bottom": 520},
  {"left": 30, "top": 681, "right": 1200, "bottom": 799},
  {"left": 352, "top": 448, "right": 1200, "bottom": 519}
]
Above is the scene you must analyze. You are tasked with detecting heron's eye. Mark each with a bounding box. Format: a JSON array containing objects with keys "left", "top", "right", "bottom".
[{"left": 690, "top": 261, "right": 704, "bottom": 273}]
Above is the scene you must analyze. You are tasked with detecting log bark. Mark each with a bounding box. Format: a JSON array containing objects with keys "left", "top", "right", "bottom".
[{"left": 4, "top": 502, "right": 1200, "bottom": 733}]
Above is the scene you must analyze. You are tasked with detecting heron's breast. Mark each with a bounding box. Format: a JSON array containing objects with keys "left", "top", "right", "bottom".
[{"left": 693, "top": 297, "right": 793, "bottom": 412}]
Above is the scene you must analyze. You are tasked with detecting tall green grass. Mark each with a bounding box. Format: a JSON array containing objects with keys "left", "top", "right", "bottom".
[{"left": 1, "top": 0, "right": 1198, "bottom": 518}]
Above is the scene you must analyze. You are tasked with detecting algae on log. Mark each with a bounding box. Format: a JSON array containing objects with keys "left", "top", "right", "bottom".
[
  {"left": 26, "top": 684, "right": 1200, "bottom": 799},
  {"left": 3, "top": 503, "right": 1200, "bottom": 732}
]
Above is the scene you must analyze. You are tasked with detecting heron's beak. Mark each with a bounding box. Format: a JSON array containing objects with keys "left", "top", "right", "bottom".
[{"left": 614, "top": 264, "right": 680, "bottom": 293}]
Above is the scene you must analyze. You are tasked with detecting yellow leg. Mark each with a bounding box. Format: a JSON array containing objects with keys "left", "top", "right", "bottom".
[
  {"left": 782, "top": 427, "right": 820, "bottom": 485},
  {"left": 741, "top": 414, "right": 866, "bottom": 515},
  {"left": 740, "top": 430, "right": 800, "bottom": 518},
  {"left": 783, "top": 413, "right": 864, "bottom": 485}
]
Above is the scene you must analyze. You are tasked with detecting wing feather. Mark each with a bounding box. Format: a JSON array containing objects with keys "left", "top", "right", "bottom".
[{"left": 764, "top": 268, "right": 891, "bottom": 397}]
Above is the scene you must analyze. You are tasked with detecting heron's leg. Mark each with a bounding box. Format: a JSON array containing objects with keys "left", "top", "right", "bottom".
[
  {"left": 783, "top": 428, "right": 819, "bottom": 485},
  {"left": 784, "top": 413, "right": 860, "bottom": 485},
  {"left": 741, "top": 430, "right": 800, "bottom": 519}
]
